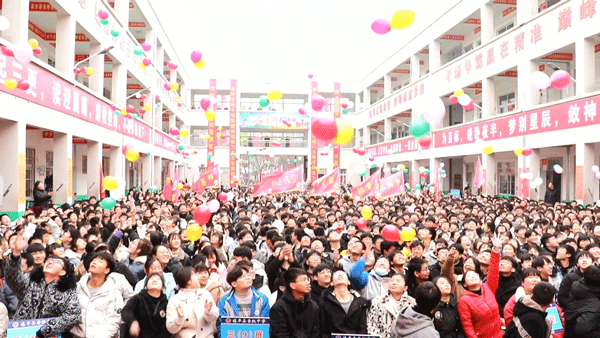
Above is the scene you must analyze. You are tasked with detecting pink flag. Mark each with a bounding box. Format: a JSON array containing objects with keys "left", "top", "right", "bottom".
[
  {"left": 163, "top": 164, "right": 173, "bottom": 201},
  {"left": 351, "top": 168, "right": 381, "bottom": 200},
  {"left": 252, "top": 165, "right": 303, "bottom": 196},
  {"left": 474, "top": 157, "right": 485, "bottom": 189},
  {"left": 310, "top": 167, "right": 340, "bottom": 195}
]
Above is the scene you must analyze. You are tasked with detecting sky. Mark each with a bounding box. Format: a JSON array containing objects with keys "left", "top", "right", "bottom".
[{"left": 149, "top": 0, "right": 460, "bottom": 94}]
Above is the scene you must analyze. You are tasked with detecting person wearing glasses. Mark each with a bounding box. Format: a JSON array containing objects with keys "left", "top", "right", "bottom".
[{"left": 4, "top": 229, "right": 80, "bottom": 338}]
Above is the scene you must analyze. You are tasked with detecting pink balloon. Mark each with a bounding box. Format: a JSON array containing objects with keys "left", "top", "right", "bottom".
[
  {"left": 356, "top": 218, "right": 367, "bottom": 230},
  {"left": 141, "top": 43, "right": 152, "bottom": 52},
  {"left": 169, "top": 127, "right": 179, "bottom": 136},
  {"left": 530, "top": 71, "right": 551, "bottom": 90},
  {"left": 138, "top": 108, "right": 145, "bottom": 115},
  {"left": 17, "top": 80, "right": 30, "bottom": 91},
  {"left": 167, "top": 61, "right": 178, "bottom": 70},
  {"left": 357, "top": 148, "right": 366, "bottom": 156},
  {"left": 98, "top": 10, "right": 109, "bottom": 20},
  {"left": 298, "top": 107, "right": 307, "bottom": 115},
  {"left": 449, "top": 94, "right": 458, "bottom": 104},
  {"left": 142, "top": 58, "right": 151, "bottom": 66},
  {"left": 371, "top": 19, "right": 391, "bottom": 34},
  {"left": 191, "top": 50, "right": 203, "bottom": 63},
  {"left": 418, "top": 135, "right": 431, "bottom": 148},
  {"left": 596, "top": 172, "right": 600, "bottom": 179},
  {"left": 464, "top": 100, "right": 475, "bottom": 111},
  {"left": 207, "top": 199, "right": 220, "bottom": 213},
  {"left": 164, "top": 83, "right": 171, "bottom": 90},
  {"left": 308, "top": 74, "right": 313, "bottom": 79},
  {"left": 1, "top": 46, "right": 13, "bottom": 57},
  {"left": 522, "top": 147, "right": 533, "bottom": 156},
  {"left": 194, "top": 205, "right": 211, "bottom": 225},
  {"left": 32, "top": 47, "right": 42, "bottom": 56},
  {"left": 551, "top": 70, "right": 571, "bottom": 89},
  {"left": 126, "top": 105, "right": 135, "bottom": 113},
  {"left": 122, "top": 144, "right": 132, "bottom": 155},
  {"left": 200, "top": 98, "right": 211, "bottom": 111},
  {"left": 311, "top": 118, "right": 338, "bottom": 142},
  {"left": 141, "top": 94, "right": 147, "bottom": 99},
  {"left": 311, "top": 95, "right": 326, "bottom": 111},
  {"left": 218, "top": 192, "right": 228, "bottom": 202},
  {"left": 423, "top": 97, "right": 446, "bottom": 124}
]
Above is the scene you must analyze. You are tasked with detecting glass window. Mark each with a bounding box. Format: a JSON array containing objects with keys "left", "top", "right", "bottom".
[
  {"left": 498, "top": 92, "right": 516, "bottom": 114},
  {"left": 496, "top": 161, "right": 516, "bottom": 195}
]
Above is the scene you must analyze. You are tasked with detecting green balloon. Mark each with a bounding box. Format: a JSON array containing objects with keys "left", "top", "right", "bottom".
[
  {"left": 134, "top": 48, "right": 143, "bottom": 56},
  {"left": 100, "top": 19, "right": 109, "bottom": 25},
  {"left": 101, "top": 197, "right": 117, "bottom": 210},
  {"left": 293, "top": 159, "right": 297, "bottom": 163},
  {"left": 177, "top": 144, "right": 184, "bottom": 151},
  {"left": 115, "top": 110, "right": 121, "bottom": 116},
  {"left": 406, "top": 187, "right": 412, "bottom": 191},
  {"left": 110, "top": 29, "right": 120, "bottom": 37},
  {"left": 259, "top": 95, "right": 270, "bottom": 108},
  {"left": 342, "top": 108, "right": 349, "bottom": 114},
  {"left": 424, "top": 169, "right": 430, "bottom": 175},
  {"left": 441, "top": 169, "right": 447, "bottom": 175},
  {"left": 416, "top": 184, "right": 422, "bottom": 190},
  {"left": 404, "top": 168, "right": 409, "bottom": 174},
  {"left": 410, "top": 116, "right": 431, "bottom": 138},
  {"left": 391, "top": 168, "right": 397, "bottom": 173},
  {"left": 359, "top": 172, "right": 367, "bottom": 177},
  {"left": 146, "top": 152, "right": 151, "bottom": 156},
  {"left": 131, "top": 113, "right": 138, "bottom": 120}
]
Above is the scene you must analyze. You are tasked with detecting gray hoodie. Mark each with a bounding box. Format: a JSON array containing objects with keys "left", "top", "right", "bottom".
[{"left": 391, "top": 306, "right": 440, "bottom": 338}]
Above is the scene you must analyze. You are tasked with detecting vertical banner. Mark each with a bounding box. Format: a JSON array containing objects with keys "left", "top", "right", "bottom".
[
  {"left": 310, "top": 81, "right": 318, "bottom": 182},
  {"left": 333, "top": 82, "right": 341, "bottom": 169},
  {"left": 208, "top": 79, "right": 217, "bottom": 168},
  {"left": 229, "top": 79, "right": 237, "bottom": 187}
]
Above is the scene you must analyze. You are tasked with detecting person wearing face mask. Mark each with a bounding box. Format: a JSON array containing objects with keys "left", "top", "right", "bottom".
[
  {"left": 367, "top": 273, "right": 415, "bottom": 338},
  {"left": 349, "top": 247, "right": 391, "bottom": 301},
  {"left": 458, "top": 234, "right": 504, "bottom": 338},
  {"left": 432, "top": 276, "right": 463, "bottom": 338}
]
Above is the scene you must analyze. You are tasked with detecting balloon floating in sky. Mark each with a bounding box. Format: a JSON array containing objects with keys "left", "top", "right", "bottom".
[
  {"left": 311, "top": 94, "right": 326, "bottom": 111},
  {"left": 371, "top": 19, "right": 391, "bottom": 34},
  {"left": 308, "top": 74, "right": 313, "bottom": 79},
  {"left": 390, "top": 9, "right": 415, "bottom": 30},
  {"left": 191, "top": 50, "right": 202, "bottom": 63}
]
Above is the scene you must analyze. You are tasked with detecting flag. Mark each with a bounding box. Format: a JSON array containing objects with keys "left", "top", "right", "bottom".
[
  {"left": 435, "top": 167, "right": 442, "bottom": 202},
  {"left": 173, "top": 166, "right": 180, "bottom": 202},
  {"left": 192, "top": 165, "right": 220, "bottom": 194},
  {"left": 252, "top": 165, "right": 303, "bottom": 196},
  {"left": 378, "top": 172, "right": 405, "bottom": 198},
  {"left": 310, "top": 167, "right": 340, "bottom": 195},
  {"left": 351, "top": 168, "right": 381, "bottom": 200},
  {"left": 474, "top": 156, "right": 485, "bottom": 189},
  {"left": 163, "top": 164, "right": 173, "bottom": 201},
  {"left": 99, "top": 165, "right": 106, "bottom": 199}
]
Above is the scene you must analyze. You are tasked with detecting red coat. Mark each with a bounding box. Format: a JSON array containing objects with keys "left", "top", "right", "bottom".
[{"left": 458, "top": 251, "right": 503, "bottom": 338}]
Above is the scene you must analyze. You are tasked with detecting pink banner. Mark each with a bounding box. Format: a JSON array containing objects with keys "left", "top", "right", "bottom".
[
  {"left": 378, "top": 172, "right": 405, "bottom": 198},
  {"left": 252, "top": 165, "right": 303, "bottom": 196},
  {"left": 333, "top": 82, "right": 341, "bottom": 168},
  {"left": 310, "top": 167, "right": 340, "bottom": 195},
  {"left": 351, "top": 168, "right": 381, "bottom": 200},
  {"left": 310, "top": 81, "right": 318, "bottom": 182},
  {"left": 366, "top": 137, "right": 425, "bottom": 157},
  {"left": 229, "top": 79, "right": 237, "bottom": 187},
  {"left": 192, "top": 165, "right": 220, "bottom": 194},
  {"left": 434, "top": 94, "right": 600, "bottom": 148},
  {"left": 153, "top": 130, "right": 178, "bottom": 152},
  {"left": 208, "top": 79, "right": 217, "bottom": 168}
]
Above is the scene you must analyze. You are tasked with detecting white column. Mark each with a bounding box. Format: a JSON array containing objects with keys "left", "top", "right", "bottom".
[
  {"left": 154, "top": 156, "right": 162, "bottom": 188},
  {"left": 156, "top": 45, "right": 165, "bottom": 75},
  {"left": 363, "top": 126, "right": 371, "bottom": 146},
  {"left": 1, "top": 0, "right": 29, "bottom": 44},
  {"left": 517, "top": 59, "right": 535, "bottom": 111},
  {"left": 482, "top": 76, "right": 495, "bottom": 118},
  {"left": 363, "top": 89, "right": 371, "bottom": 107},
  {"left": 576, "top": 36, "right": 595, "bottom": 96},
  {"left": 517, "top": 0, "right": 537, "bottom": 26},
  {"left": 170, "top": 69, "right": 178, "bottom": 84},
  {"left": 384, "top": 118, "right": 392, "bottom": 142},
  {"left": 143, "top": 92, "right": 153, "bottom": 125},
  {"left": 87, "top": 141, "right": 102, "bottom": 199},
  {"left": 384, "top": 74, "right": 392, "bottom": 97},
  {"left": 89, "top": 43, "right": 105, "bottom": 94},
  {"left": 354, "top": 93, "right": 361, "bottom": 112},
  {"left": 429, "top": 157, "right": 440, "bottom": 188},
  {"left": 55, "top": 13, "right": 76, "bottom": 78},
  {"left": 429, "top": 40, "right": 441, "bottom": 72},
  {"left": 113, "top": 0, "right": 130, "bottom": 27},
  {"left": 528, "top": 148, "right": 541, "bottom": 201},
  {"left": 169, "top": 113, "right": 176, "bottom": 130},
  {"left": 109, "top": 146, "right": 123, "bottom": 180},
  {"left": 481, "top": 3, "right": 495, "bottom": 45},
  {"left": 142, "top": 155, "right": 152, "bottom": 190},
  {"left": 0, "top": 120, "right": 26, "bottom": 213},
  {"left": 575, "top": 142, "right": 598, "bottom": 204},
  {"left": 482, "top": 153, "right": 496, "bottom": 196},
  {"left": 111, "top": 62, "right": 127, "bottom": 106},
  {"left": 410, "top": 54, "right": 420, "bottom": 83},
  {"left": 53, "top": 132, "right": 73, "bottom": 205},
  {"left": 410, "top": 160, "right": 419, "bottom": 189}
]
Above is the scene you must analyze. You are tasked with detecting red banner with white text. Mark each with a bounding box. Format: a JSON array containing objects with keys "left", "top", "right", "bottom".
[
  {"left": 310, "top": 167, "right": 340, "bottom": 195},
  {"left": 378, "top": 172, "right": 405, "bottom": 198},
  {"left": 229, "top": 79, "right": 237, "bottom": 187},
  {"left": 351, "top": 168, "right": 381, "bottom": 200},
  {"left": 252, "top": 165, "right": 303, "bottom": 196},
  {"left": 192, "top": 165, "right": 220, "bottom": 194}
]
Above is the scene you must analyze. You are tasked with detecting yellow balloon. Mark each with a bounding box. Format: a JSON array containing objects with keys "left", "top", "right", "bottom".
[
  {"left": 361, "top": 205, "right": 372, "bottom": 221},
  {"left": 194, "top": 59, "right": 205, "bottom": 68},
  {"left": 29, "top": 39, "right": 39, "bottom": 49},
  {"left": 179, "top": 129, "right": 189, "bottom": 137},
  {"left": 144, "top": 104, "right": 151, "bottom": 111},
  {"left": 170, "top": 83, "right": 179, "bottom": 91},
  {"left": 216, "top": 133, "right": 222, "bottom": 138},
  {"left": 204, "top": 135, "right": 211, "bottom": 140},
  {"left": 174, "top": 95, "right": 180, "bottom": 100},
  {"left": 400, "top": 227, "right": 416, "bottom": 242},
  {"left": 333, "top": 119, "right": 355, "bottom": 145},
  {"left": 390, "top": 9, "right": 415, "bottom": 30},
  {"left": 103, "top": 176, "right": 118, "bottom": 191},
  {"left": 267, "top": 90, "right": 283, "bottom": 101},
  {"left": 483, "top": 146, "right": 494, "bottom": 155},
  {"left": 218, "top": 126, "right": 223, "bottom": 130},
  {"left": 205, "top": 109, "right": 216, "bottom": 121},
  {"left": 85, "top": 67, "right": 94, "bottom": 76},
  {"left": 186, "top": 224, "right": 203, "bottom": 242},
  {"left": 400, "top": 164, "right": 406, "bottom": 170},
  {"left": 4, "top": 78, "right": 17, "bottom": 90},
  {"left": 177, "top": 183, "right": 184, "bottom": 190},
  {"left": 454, "top": 89, "right": 465, "bottom": 97},
  {"left": 140, "top": 62, "right": 146, "bottom": 69},
  {"left": 514, "top": 148, "right": 523, "bottom": 156},
  {"left": 125, "top": 148, "right": 140, "bottom": 162}
]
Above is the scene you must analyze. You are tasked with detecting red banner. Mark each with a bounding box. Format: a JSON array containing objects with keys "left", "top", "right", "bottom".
[
  {"left": 208, "top": 79, "right": 217, "bottom": 167},
  {"left": 351, "top": 168, "right": 381, "bottom": 200},
  {"left": 366, "top": 137, "right": 425, "bottom": 157},
  {"left": 333, "top": 82, "right": 341, "bottom": 168},
  {"left": 378, "top": 172, "right": 405, "bottom": 198},
  {"left": 252, "top": 165, "right": 303, "bottom": 196},
  {"left": 310, "top": 81, "right": 318, "bottom": 182},
  {"left": 310, "top": 167, "right": 340, "bottom": 195},
  {"left": 192, "top": 165, "right": 220, "bottom": 194},
  {"left": 229, "top": 79, "right": 237, "bottom": 187},
  {"left": 153, "top": 130, "right": 178, "bottom": 153},
  {"left": 434, "top": 94, "right": 600, "bottom": 148}
]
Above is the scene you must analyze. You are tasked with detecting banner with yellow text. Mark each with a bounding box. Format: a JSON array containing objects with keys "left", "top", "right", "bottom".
[
  {"left": 310, "top": 167, "right": 340, "bottom": 195},
  {"left": 252, "top": 165, "right": 303, "bottom": 196},
  {"left": 192, "top": 165, "right": 220, "bottom": 194},
  {"left": 351, "top": 168, "right": 381, "bottom": 200}
]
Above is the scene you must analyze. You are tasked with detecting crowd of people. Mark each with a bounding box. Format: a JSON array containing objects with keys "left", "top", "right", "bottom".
[{"left": 1, "top": 184, "right": 600, "bottom": 338}]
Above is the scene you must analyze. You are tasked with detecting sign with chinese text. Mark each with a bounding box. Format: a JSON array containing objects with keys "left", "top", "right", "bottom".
[
  {"left": 239, "top": 112, "right": 310, "bottom": 129},
  {"left": 153, "top": 130, "right": 178, "bottom": 153},
  {"left": 378, "top": 172, "right": 405, "bottom": 198},
  {"left": 230, "top": 80, "right": 238, "bottom": 187},
  {"left": 220, "top": 317, "right": 269, "bottom": 338},
  {"left": 310, "top": 81, "right": 319, "bottom": 182},
  {"left": 252, "top": 166, "right": 303, "bottom": 196},
  {"left": 546, "top": 305, "right": 563, "bottom": 334},
  {"left": 366, "top": 137, "right": 424, "bottom": 157},
  {"left": 192, "top": 165, "right": 220, "bottom": 194},
  {"left": 310, "top": 167, "right": 339, "bottom": 195},
  {"left": 351, "top": 168, "right": 381, "bottom": 200},
  {"left": 8, "top": 318, "right": 61, "bottom": 338},
  {"left": 334, "top": 82, "right": 341, "bottom": 168},
  {"left": 367, "top": 81, "right": 426, "bottom": 118},
  {"left": 208, "top": 79, "right": 217, "bottom": 168}
]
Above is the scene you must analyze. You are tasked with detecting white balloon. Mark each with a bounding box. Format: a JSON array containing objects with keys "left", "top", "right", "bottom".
[
  {"left": 423, "top": 97, "right": 446, "bottom": 123},
  {"left": 530, "top": 71, "right": 551, "bottom": 90},
  {"left": 592, "top": 165, "right": 600, "bottom": 173},
  {"left": 0, "top": 16, "right": 9, "bottom": 31},
  {"left": 419, "top": 166, "right": 425, "bottom": 172},
  {"left": 519, "top": 172, "right": 526, "bottom": 179},
  {"left": 457, "top": 94, "right": 472, "bottom": 106},
  {"left": 347, "top": 101, "right": 355, "bottom": 109},
  {"left": 354, "top": 166, "right": 366, "bottom": 175},
  {"left": 12, "top": 41, "right": 33, "bottom": 65}
]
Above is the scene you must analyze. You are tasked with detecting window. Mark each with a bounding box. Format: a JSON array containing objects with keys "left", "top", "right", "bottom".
[
  {"left": 82, "top": 155, "right": 88, "bottom": 175},
  {"left": 496, "top": 161, "right": 516, "bottom": 195},
  {"left": 102, "top": 157, "right": 110, "bottom": 176},
  {"left": 498, "top": 92, "right": 516, "bottom": 114},
  {"left": 26, "top": 148, "right": 35, "bottom": 198},
  {"left": 48, "top": 58, "right": 55, "bottom": 67},
  {"left": 497, "top": 22, "right": 514, "bottom": 36},
  {"left": 340, "top": 169, "right": 347, "bottom": 185},
  {"left": 46, "top": 151, "right": 53, "bottom": 178},
  {"left": 463, "top": 42, "right": 474, "bottom": 54}
]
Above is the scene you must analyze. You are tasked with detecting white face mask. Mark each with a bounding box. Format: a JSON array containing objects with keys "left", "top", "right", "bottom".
[{"left": 374, "top": 268, "right": 389, "bottom": 277}]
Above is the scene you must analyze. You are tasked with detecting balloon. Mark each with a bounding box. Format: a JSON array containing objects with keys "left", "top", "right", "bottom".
[
  {"left": 514, "top": 148, "right": 523, "bottom": 156},
  {"left": 167, "top": 61, "right": 178, "bottom": 70},
  {"left": 103, "top": 176, "right": 118, "bottom": 191},
  {"left": 200, "top": 98, "right": 211, "bottom": 111},
  {"left": 218, "top": 192, "right": 228, "bottom": 202},
  {"left": 483, "top": 146, "right": 494, "bottom": 155},
  {"left": 134, "top": 48, "right": 143, "bottom": 56},
  {"left": 179, "top": 129, "right": 189, "bottom": 137},
  {"left": 342, "top": 108, "right": 349, "bottom": 114},
  {"left": 207, "top": 199, "right": 220, "bottom": 213},
  {"left": 550, "top": 70, "right": 571, "bottom": 89},
  {"left": 32, "top": 47, "right": 42, "bottom": 56},
  {"left": 530, "top": 71, "right": 551, "bottom": 90},
  {"left": 553, "top": 164, "right": 563, "bottom": 174},
  {"left": 169, "top": 127, "right": 179, "bottom": 136},
  {"left": 423, "top": 97, "right": 446, "bottom": 123},
  {"left": 355, "top": 166, "right": 367, "bottom": 176},
  {"left": 592, "top": 165, "right": 600, "bottom": 173},
  {"left": 142, "top": 58, "right": 151, "bottom": 66},
  {"left": 194, "top": 59, "right": 206, "bottom": 68},
  {"left": 98, "top": 9, "right": 109, "bottom": 19},
  {"left": 454, "top": 89, "right": 464, "bottom": 97},
  {"left": 410, "top": 116, "right": 430, "bottom": 138},
  {"left": 312, "top": 95, "right": 326, "bottom": 111},
  {"left": 457, "top": 93, "right": 472, "bottom": 106},
  {"left": 1, "top": 45, "right": 13, "bottom": 57},
  {"left": 371, "top": 19, "right": 391, "bottom": 34},
  {"left": 17, "top": 80, "right": 30, "bottom": 90},
  {"left": 142, "top": 43, "right": 152, "bottom": 52},
  {"left": 522, "top": 147, "right": 533, "bottom": 156},
  {"left": 531, "top": 177, "right": 543, "bottom": 188},
  {"left": 449, "top": 94, "right": 458, "bottom": 104},
  {"left": 85, "top": 67, "right": 94, "bottom": 76},
  {"left": 226, "top": 191, "right": 235, "bottom": 201},
  {"left": 205, "top": 110, "right": 216, "bottom": 121},
  {"left": 194, "top": 205, "right": 211, "bottom": 225},
  {"left": 357, "top": 148, "right": 366, "bottom": 156},
  {"left": 4, "top": 78, "right": 17, "bottom": 90},
  {"left": 125, "top": 148, "right": 139, "bottom": 162},
  {"left": 177, "top": 144, "right": 185, "bottom": 151},
  {"left": 381, "top": 224, "right": 400, "bottom": 242},
  {"left": 361, "top": 205, "right": 373, "bottom": 221},
  {"left": 28, "top": 39, "right": 38, "bottom": 49},
  {"left": 110, "top": 29, "right": 119, "bottom": 37},
  {"left": 312, "top": 118, "right": 338, "bottom": 142},
  {"left": 400, "top": 227, "right": 416, "bottom": 242},
  {"left": 186, "top": 224, "right": 203, "bottom": 242},
  {"left": 259, "top": 95, "right": 270, "bottom": 107},
  {"left": 298, "top": 107, "right": 307, "bottom": 115},
  {"left": 267, "top": 90, "right": 283, "bottom": 101},
  {"left": 0, "top": 16, "right": 9, "bottom": 30},
  {"left": 333, "top": 119, "right": 354, "bottom": 145},
  {"left": 418, "top": 135, "right": 431, "bottom": 148},
  {"left": 170, "top": 83, "right": 179, "bottom": 91},
  {"left": 390, "top": 9, "right": 415, "bottom": 30},
  {"left": 596, "top": 172, "right": 600, "bottom": 180},
  {"left": 101, "top": 197, "right": 117, "bottom": 210},
  {"left": 356, "top": 218, "right": 367, "bottom": 230},
  {"left": 13, "top": 41, "right": 33, "bottom": 64},
  {"left": 144, "top": 104, "right": 151, "bottom": 111},
  {"left": 191, "top": 51, "right": 202, "bottom": 63}
]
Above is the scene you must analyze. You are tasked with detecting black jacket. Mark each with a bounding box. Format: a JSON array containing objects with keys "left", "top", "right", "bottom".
[
  {"left": 563, "top": 281, "right": 600, "bottom": 338},
  {"left": 504, "top": 296, "right": 551, "bottom": 338},
  {"left": 309, "top": 280, "right": 329, "bottom": 304},
  {"left": 318, "top": 289, "right": 370, "bottom": 338},
  {"left": 544, "top": 188, "right": 560, "bottom": 205},
  {"left": 121, "top": 290, "right": 169, "bottom": 338},
  {"left": 270, "top": 290, "right": 320, "bottom": 338},
  {"left": 433, "top": 294, "right": 464, "bottom": 338},
  {"left": 557, "top": 269, "right": 584, "bottom": 309},
  {"left": 496, "top": 273, "right": 521, "bottom": 316},
  {"left": 33, "top": 188, "right": 52, "bottom": 208}
]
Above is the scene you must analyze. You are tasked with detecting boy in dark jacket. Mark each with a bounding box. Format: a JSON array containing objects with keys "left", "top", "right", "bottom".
[
  {"left": 391, "top": 281, "right": 442, "bottom": 338},
  {"left": 505, "top": 282, "right": 556, "bottom": 338},
  {"left": 563, "top": 264, "right": 600, "bottom": 338}
]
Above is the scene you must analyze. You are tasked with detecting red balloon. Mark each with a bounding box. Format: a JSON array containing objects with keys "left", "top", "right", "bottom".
[
  {"left": 17, "top": 80, "right": 30, "bottom": 91},
  {"left": 357, "top": 148, "right": 366, "bottom": 156},
  {"left": 449, "top": 94, "right": 458, "bottom": 104},
  {"left": 138, "top": 108, "right": 145, "bottom": 115},
  {"left": 122, "top": 144, "right": 132, "bottom": 155},
  {"left": 418, "top": 135, "right": 431, "bottom": 148},
  {"left": 169, "top": 127, "right": 179, "bottom": 136},
  {"left": 356, "top": 218, "right": 367, "bottom": 230},
  {"left": 342, "top": 103, "right": 348, "bottom": 109},
  {"left": 73, "top": 67, "right": 82, "bottom": 75},
  {"left": 311, "top": 118, "right": 338, "bottom": 142},
  {"left": 352, "top": 146, "right": 359, "bottom": 153},
  {"left": 381, "top": 224, "right": 400, "bottom": 242},
  {"left": 32, "top": 47, "right": 42, "bottom": 56},
  {"left": 194, "top": 205, "right": 211, "bottom": 225},
  {"left": 298, "top": 107, "right": 307, "bottom": 115},
  {"left": 1, "top": 46, "right": 13, "bottom": 57},
  {"left": 218, "top": 192, "right": 228, "bottom": 202},
  {"left": 522, "top": 147, "right": 533, "bottom": 156},
  {"left": 311, "top": 95, "right": 326, "bottom": 111}
]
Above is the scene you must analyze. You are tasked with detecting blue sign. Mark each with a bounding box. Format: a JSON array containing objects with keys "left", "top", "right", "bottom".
[
  {"left": 450, "top": 189, "right": 461, "bottom": 197},
  {"left": 8, "top": 318, "right": 61, "bottom": 338},
  {"left": 546, "top": 305, "right": 563, "bottom": 333},
  {"left": 221, "top": 316, "right": 269, "bottom": 338}
]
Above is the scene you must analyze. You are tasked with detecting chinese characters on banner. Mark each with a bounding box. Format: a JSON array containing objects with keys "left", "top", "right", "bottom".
[
  {"left": 8, "top": 318, "right": 61, "bottom": 338},
  {"left": 310, "top": 81, "right": 319, "bottom": 182},
  {"left": 333, "top": 82, "right": 341, "bottom": 168},
  {"left": 433, "top": 94, "right": 600, "bottom": 148},
  {"left": 310, "top": 167, "right": 340, "bottom": 195},
  {"left": 192, "top": 165, "right": 220, "bottom": 194},
  {"left": 351, "top": 168, "right": 381, "bottom": 200},
  {"left": 366, "top": 137, "right": 424, "bottom": 157},
  {"left": 220, "top": 317, "right": 269, "bottom": 338},
  {"left": 208, "top": 79, "right": 217, "bottom": 168},
  {"left": 154, "top": 130, "right": 179, "bottom": 152},
  {"left": 230, "top": 80, "right": 237, "bottom": 187},
  {"left": 367, "top": 82, "right": 426, "bottom": 118},
  {"left": 252, "top": 165, "right": 303, "bottom": 196},
  {"left": 378, "top": 172, "right": 405, "bottom": 198}
]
